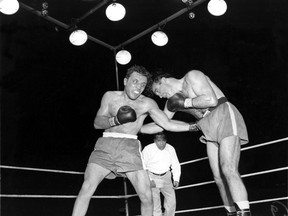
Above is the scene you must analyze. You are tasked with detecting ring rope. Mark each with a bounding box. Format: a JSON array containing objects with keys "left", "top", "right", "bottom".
[
  {"left": 180, "top": 137, "right": 288, "bottom": 165},
  {"left": 1, "top": 193, "right": 286, "bottom": 215},
  {"left": 175, "top": 197, "right": 288, "bottom": 214},
  {"left": 1, "top": 137, "right": 286, "bottom": 173},
  {"left": 241, "top": 137, "right": 288, "bottom": 151},
  {"left": 177, "top": 166, "right": 288, "bottom": 190},
  {"left": 0, "top": 165, "right": 84, "bottom": 175},
  {"left": 0, "top": 194, "right": 138, "bottom": 199},
  {"left": 1, "top": 138, "right": 286, "bottom": 204},
  {"left": 1, "top": 166, "right": 286, "bottom": 198}
]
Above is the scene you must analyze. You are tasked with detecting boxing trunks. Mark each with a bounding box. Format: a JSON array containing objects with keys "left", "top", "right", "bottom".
[
  {"left": 88, "top": 132, "right": 144, "bottom": 179},
  {"left": 197, "top": 98, "right": 249, "bottom": 145}
]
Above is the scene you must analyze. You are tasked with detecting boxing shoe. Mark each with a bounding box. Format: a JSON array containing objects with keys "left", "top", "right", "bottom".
[
  {"left": 226, "top": 211, "right": 236, "bottom": 216},
  {"left": 234, "top": 202, "right": 251, "bottom": 216},
  {"left": 236, "top": 209, "right": 251, "bottom": 216},
  {"left": 226, "top": 209, "right": 251, "bottom": 216}
]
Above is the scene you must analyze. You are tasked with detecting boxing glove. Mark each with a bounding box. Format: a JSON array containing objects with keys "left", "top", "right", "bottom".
[
  {"left": 167, "top": 93, "right": 192, "bottom": 112},
  {"left": 109, "top": 105, "right": 137, "bottom": 127}
]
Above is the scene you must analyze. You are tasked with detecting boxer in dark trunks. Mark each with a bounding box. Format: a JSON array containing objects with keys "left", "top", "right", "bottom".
[{"left": 145, "top": 69, "right": 251, "bottom": 216}]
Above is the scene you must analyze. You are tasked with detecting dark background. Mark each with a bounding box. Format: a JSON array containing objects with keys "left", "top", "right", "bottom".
[{"left": 1, "top": 0, "right": 288, "bottom": 215}]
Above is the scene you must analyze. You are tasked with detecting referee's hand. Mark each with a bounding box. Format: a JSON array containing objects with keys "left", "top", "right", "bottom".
[{"left": 173, "top": 181, "right": 179, "bottom": 188}]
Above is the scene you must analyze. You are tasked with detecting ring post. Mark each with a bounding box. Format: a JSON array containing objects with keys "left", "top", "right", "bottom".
[{"left": 123, "top": 177, "right": 129, "bottom": 216}]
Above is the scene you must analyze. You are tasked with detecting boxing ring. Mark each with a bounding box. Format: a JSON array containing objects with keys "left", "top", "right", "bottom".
[
  {"left": 2, "top": 0, "right": 287, "bottom": 215},
  {"left": 1, "top": 137, "right": 287, "bottom": 216}
]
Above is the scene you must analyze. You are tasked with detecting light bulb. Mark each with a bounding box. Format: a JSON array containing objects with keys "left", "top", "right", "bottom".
[
  {"left": 116, "top": 50, "right": 131, "bottom": 65},
  {"left": 207, "top": 0, "right": 227, "bottom": 16},
  {"left": 69, "top": 30, "right": 88, "bottom": 46},
  {"left": 0, "top": 0, "right": 19, "bottom": 15},
  {"left": 151, "top": 31, "right": 168, "bottom": 47},
  {"left": 105, "top": 3, "right": 126, "bottom": 21}
]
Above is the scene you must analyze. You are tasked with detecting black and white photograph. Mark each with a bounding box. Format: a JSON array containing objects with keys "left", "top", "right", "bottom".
[{"left": 1, "top": 0, "right": 287, "bottom": 215}]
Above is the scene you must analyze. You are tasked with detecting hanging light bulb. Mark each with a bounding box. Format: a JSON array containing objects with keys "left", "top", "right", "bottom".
[
  {"left": 105, "top": 2, "right": 126, "bottom": 21},
  {"left": 69, "top": 29, "right": 88, "bottom": 46},
  {"left": 116, "top": 50, "right": 131, "bottom": 65},
  {"left": 151, "top": 31, "right": 168, "bottom": 47},
  {"left": 0, "top": 0, "right": 19, "bottom": 15},
  {"left": 207, "top": 0, "right": 227, "bottom": 16}
]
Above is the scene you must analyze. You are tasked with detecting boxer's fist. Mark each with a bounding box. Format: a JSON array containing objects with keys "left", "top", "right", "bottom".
[
  {"left": 173, "top": 181, "right": 179, "bottom": 188},
  {"left": 167, "top": 93, "right": 187, "bottom": 112},
  {"left": 109, "top": 105, "right": 137, "bottom": 126}
]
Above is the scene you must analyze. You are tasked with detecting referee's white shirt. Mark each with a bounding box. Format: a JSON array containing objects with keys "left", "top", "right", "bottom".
[{"left": 142, "top": 143, "right": 181, "bottom": 182}]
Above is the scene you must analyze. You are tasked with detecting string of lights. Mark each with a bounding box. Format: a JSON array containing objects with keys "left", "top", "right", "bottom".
[{"left": 0, "top": 0, "right": 227, "bottom": 65}]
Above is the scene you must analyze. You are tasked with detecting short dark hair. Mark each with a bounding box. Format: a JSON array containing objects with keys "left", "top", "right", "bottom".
[
  {"left": 153, "top": 73, "right": 173, "bottom": 84},
  {"left": 146, "top": 72, "right": 173, "bottom": 96},
  {"left": 126, "top": 65, "right": 153, "bottom": 97},
  {"left": 126, "top": 65, "right": 151, "bottom": 79},
  {"left": 154, "top": 132, "right": 167, "bottom": 141}
]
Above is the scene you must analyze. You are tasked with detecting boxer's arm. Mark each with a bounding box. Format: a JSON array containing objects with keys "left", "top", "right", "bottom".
[
  {"left": 140, "top": 101, "right": 176, "bottom": 134},
  {"left": 164, "top": 100, "right": 175, "bottom": 119},
  {"left": 140, "top": 119, "right": 197, "bottom": 134},
  {"left": 94, "top": 92, "right": 111, "bottom": 129},
  {"left": 140, "top": 118, "right": 199, "bottom": 134},
  {"left": 140, "top": 122, "right": 163, "bottom": 134},
  {"left": 183, "top": 70, "right": 218, "bottom": 108},
  {"left": 140, "top": 98, "right": 197, "bottom": 133}
]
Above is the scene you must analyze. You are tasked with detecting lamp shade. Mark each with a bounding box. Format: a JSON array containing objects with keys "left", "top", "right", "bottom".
[
  {"left": 0, "top": 0, "right": 19, "bottom": 15},
  {"left": 151, "top": 31, "right": 168, "bottom": 46},
  {"left": 69, "top": 30, "right": 88, "bottom": 46},
  {"left": 105, "top": 3, "right": 126, "bottom": 21},
  {"left": 116, "top": 50, "right": 131, "bottom": 65},
  {"left": 207, "top": 0, "right": 227, "bottom": 16}
]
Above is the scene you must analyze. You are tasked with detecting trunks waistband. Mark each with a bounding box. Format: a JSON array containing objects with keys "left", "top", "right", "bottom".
[
  {"left": 202, "top": 97, "right": 228, "bottom": 118},
  {"left": 103, "top": 132, "right": 138, "bottom": 139},
  {"left": 150, "top": 171, "right": 168, "bottom": 176},
  {"left": 208, "top": 97, "right": 228, "bottom": 112}
]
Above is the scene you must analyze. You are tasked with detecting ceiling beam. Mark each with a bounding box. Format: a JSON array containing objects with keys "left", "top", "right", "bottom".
[
  {"left": 19, "top": 2, "right": 115, "bottom": 50},
  {"left": 19, "top": 2, "right": 70, "bottom": 30},
  {"left": 114, "top": 0, "right": 208, "bottom": 50},
  {"left": 76, "top": 0, "right": 111, "bottom": 24},
  {"left": 19, "top": 0, "right": 208, "bottom": 51}
]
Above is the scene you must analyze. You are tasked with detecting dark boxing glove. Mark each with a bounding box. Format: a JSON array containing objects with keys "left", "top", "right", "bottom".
[
  {"left": 109, "top": 105, "right": 137, "bottom": 127},
  {"left": 167, "top": 93, "right": 191, "bottom": 112}
]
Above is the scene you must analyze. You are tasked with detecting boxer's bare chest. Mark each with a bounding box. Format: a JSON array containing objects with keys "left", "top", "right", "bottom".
[{"left": 108, "top": 96, "right": 146, "bottom": 117}]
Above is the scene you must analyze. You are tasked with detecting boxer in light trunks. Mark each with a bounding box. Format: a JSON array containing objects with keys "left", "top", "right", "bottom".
[
  {"left": 145, "top": 69, "right": 251, "bottom": 216},
  {"left": 71, "top": 65, "right": 198, "bottom": 216}
]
